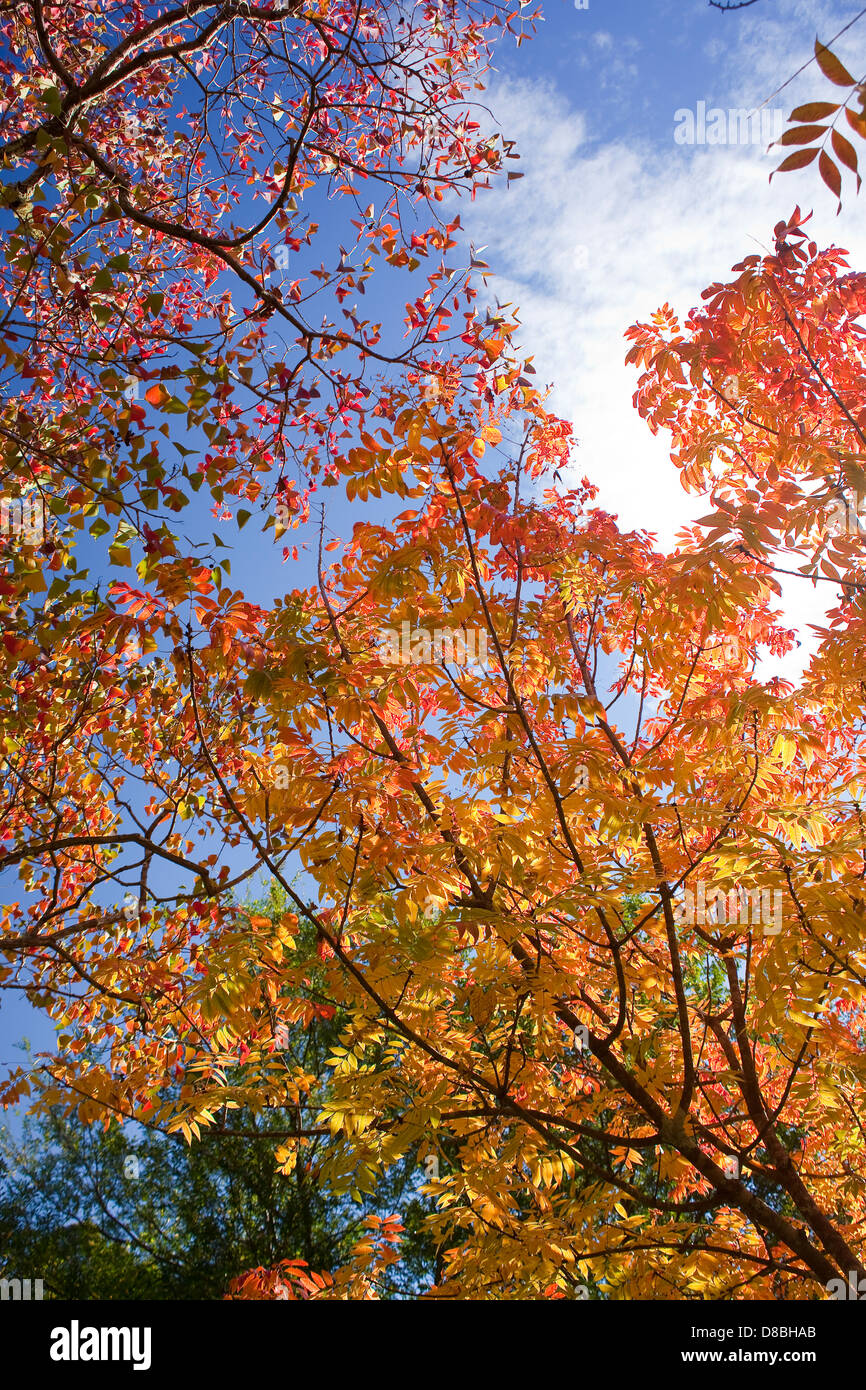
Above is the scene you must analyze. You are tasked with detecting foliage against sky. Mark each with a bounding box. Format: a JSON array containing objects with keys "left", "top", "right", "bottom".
[{"left": 1, "top": 0, "right": 866, "bottom": 1300}]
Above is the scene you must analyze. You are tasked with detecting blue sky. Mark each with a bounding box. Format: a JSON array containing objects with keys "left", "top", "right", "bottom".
[
  {"left": 4, "top": 0, "right": 866, "bottom": 1104},
  {"left": 451, "top": 0, "right": 866, "bottom": 670}
]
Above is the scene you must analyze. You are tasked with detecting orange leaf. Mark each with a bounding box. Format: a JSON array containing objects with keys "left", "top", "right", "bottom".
[
  {"left": 778, "top": 125, "right": 828, "bottom": 146},
  {"left": 814, "top": 37, "right": 855, "bottom": 88},
  {"left": 819, "top": 149, "right": 842, "bottom": 199},
  {"left": 145, "top": 384, "right": 167, "bottom": 406},
  {"left": 772, "top": 148, "right": 819, "bottom": 177},
  {"left": 832, "top": 127, "right": 861, "bottom": 188},
  {"left": 845, "top": 107, "right": 866, "bottom": 140},
  {"left": 790, "top": 101, "right": 840, "bottom": 121},
  {"left": 482, "top": 335, "right": 505, "bottom": 364}
]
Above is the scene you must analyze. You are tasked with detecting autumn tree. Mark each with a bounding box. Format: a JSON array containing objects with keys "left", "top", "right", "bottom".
[
  {"left": 0, "top": 0, "right": 531, "bottom": 1095},
  {"left": 207, "top": 276, "right": 866, "bottom": 1296},
  {"left": 2, "top": 3, "right": 866, "bottom": 1302},
  {"left": 1, "top": 894, "right": 438, "bottom": 1300}
]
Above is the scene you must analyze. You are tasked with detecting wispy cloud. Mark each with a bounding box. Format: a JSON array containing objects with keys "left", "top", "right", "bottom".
[{"left": 461, "top": 1, "right": 866, "bottom": 679}]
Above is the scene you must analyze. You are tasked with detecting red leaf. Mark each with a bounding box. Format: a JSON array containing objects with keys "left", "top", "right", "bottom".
[
  {"left": 831, "top": 128, "right": 861, "bottom": 189},
  {"left": 814, "top": 38, "right": 855, "bottom": 87},
  {"left": 771, "top": 148, "right": 819, "bottom": 178},
  {"left": 845, "top": 107, "right": 866, "bottom": 140},
  {"left": 819, "top": 149, "right": 842, "bottom": 200},
  {"left": 790, "top": 101, "right": 840, "bottom": 121},
  {"left": 778, "top": 125, "right": 828, "bottom": 146}
]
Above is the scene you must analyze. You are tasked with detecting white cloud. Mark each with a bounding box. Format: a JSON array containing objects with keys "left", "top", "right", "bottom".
[{"left": 459, "top": 6, "right": 866, "bottom": 680}]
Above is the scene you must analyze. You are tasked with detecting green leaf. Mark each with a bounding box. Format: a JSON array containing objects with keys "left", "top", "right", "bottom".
[
  {"left": 245, "top": 669, "right": 274, "bottom": 699},
  {"left": 40, "top": 85, "right": 62, "bottom": 115}
]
